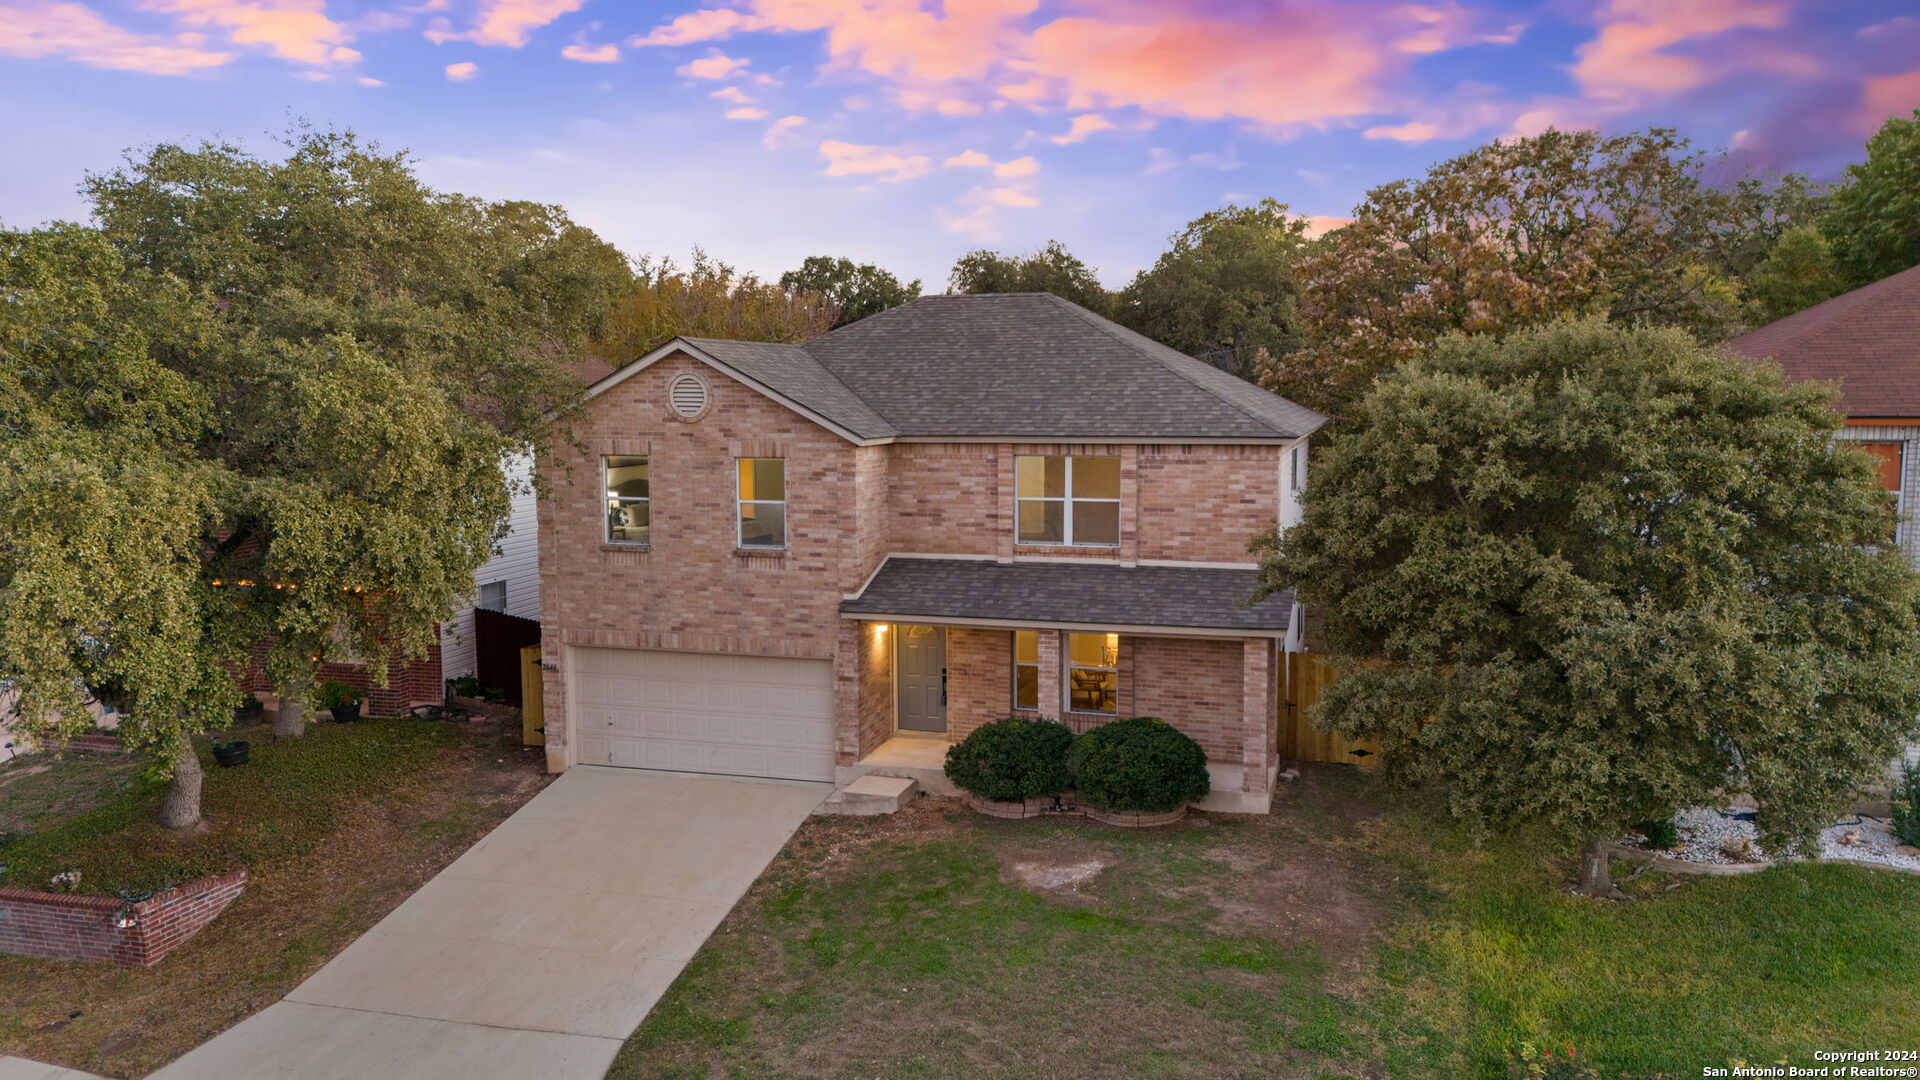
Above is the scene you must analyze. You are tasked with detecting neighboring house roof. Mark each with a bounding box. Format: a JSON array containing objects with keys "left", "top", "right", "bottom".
[
  {"left": 590, "top": 293, "right": 1328, "bottom": 443},
  {"left": 1724, "top": 264, "right": 1920, "bottom": 418},
  {"left": 839, "top": 557, "right": 1294, "bottom": 635}
]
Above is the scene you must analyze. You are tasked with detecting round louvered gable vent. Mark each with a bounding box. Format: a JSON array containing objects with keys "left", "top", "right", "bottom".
[{"left": 668, "top": 373, "right": 710, "bottom": 420}]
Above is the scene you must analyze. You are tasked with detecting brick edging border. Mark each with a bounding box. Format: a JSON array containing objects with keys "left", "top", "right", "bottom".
[{"left": 0, "top": 870, "right": 247, "bottom": 966}]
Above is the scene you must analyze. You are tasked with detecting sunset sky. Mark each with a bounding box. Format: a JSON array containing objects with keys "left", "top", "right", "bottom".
[{"left": 4, "top": 0, "right": 1918, "bottom": 287}]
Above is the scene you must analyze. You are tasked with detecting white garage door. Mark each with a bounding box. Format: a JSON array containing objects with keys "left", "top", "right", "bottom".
[{"left": 572, "top": 648, "right": 836, "bottom": 781}]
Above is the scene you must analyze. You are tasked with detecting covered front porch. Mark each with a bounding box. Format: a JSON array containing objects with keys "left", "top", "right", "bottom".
[{"left": 833, "top": 558, "right": 1296, "bottom": 814}]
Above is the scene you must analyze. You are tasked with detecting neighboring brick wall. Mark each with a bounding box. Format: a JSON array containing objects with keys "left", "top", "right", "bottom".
[
  {"left": 0, "top": 871, "right": 246, "bottom": 967},
  {"left": 234, "top": 639, "right": 442, "bottom": 717}
]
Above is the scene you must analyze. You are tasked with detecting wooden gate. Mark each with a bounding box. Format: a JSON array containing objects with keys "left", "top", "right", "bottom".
[
  {"left": 519, "top": 645, "right": 545, "bottom": 747},
  {"left": 1282, "top": 652, "right": 1381, "bottom": 767}
]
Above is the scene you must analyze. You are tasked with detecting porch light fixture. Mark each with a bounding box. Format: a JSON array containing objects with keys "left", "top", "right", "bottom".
[{"left": 872, "top": 623, "right": 890, "bottom": 637}]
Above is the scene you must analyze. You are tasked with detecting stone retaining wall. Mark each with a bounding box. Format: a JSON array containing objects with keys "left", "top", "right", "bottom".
[{"left": 0, "top": 870, "right": 246, "bottom": 966}]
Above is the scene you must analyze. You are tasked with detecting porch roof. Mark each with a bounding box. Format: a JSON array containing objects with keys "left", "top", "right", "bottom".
[{"left": 839, "top": 557, "right": 1293, "bottom": 636}]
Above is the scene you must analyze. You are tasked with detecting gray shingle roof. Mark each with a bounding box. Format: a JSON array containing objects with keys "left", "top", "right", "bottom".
[
  {"left": 613, "top": 294, "right": 1327, "bottom": 442},
  {"left": 681, "top": 338, "right": 897, "bottom": 438},
  {"left": 839, "top": 557, "right": 1293, "bottom": 633},
  {"left": 1724, "top": 264, "right": 1920, "bottom": 418}
]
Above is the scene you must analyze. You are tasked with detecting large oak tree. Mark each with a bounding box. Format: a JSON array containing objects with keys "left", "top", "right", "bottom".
[
  {"left": 1255, "top": 319, "right": 1920, "bottom": 896},
  {"left": 1, "top": 130, "right": 629, "bottom": 826}
]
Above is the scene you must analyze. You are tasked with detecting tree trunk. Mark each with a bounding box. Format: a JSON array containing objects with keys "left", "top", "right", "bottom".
[
  {"left": 1574, "top": 838, "right": 1615, "bottom": 898},
  {"left": 158, "top": 742, "right": 203, "bottom": 830},
  {"left": 274, "top": 671, "right": 312, "bottom": 739}
]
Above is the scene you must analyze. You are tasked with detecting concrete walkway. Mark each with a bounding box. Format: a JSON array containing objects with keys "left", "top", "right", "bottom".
[{"left": 151, "top": 767, "right": 828, "bottom": 1080}]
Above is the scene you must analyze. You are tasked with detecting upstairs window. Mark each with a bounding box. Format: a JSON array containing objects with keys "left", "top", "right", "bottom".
[
  {"left": 1861, "top": 441, "right": 1905, "bottom": 513},
  {"left": 604, "top": 456, "right": 650, "bottom": 545},
  {"left": 738, "top": 458, "right": 787, "bottom": 548},
  {"left": 1015, "top": 455, "right": 1120, "bottom": 546},
  {"left": 477, "top": 580, "right": 508, "bottom": 613},
  {"left": 1012, "top": 631, "right": 1040, "bottom": 711}
]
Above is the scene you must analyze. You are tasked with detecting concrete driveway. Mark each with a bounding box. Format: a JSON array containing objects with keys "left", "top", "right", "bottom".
[{"left": 151, "top": 767, "right": 827, "bottom": 1080}]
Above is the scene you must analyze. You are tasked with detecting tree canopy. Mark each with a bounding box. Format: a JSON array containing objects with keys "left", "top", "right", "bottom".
[
  {"left": 1269, "top": 129, "right": 1816, "bottom": 415},
  {"left": 1824, "top": 108, "right": 1920, "bottom": 289},
  {"left": 1, "top": 129, "right": 629, "bottom": 824},
  {"left": 1116, "top": 199, "right": 1313, "bottom": 370},
  {"left": 1254, "top": 319, "right": 1920, "bottom": 895},
  {"left": 779, "top": 255, "right": 920, "bottom": 327},
  {"left": 605, "top": 249, "right": 838, "bottom": 360},
  {"left": 948, "top": 239, "right": 1113, "bottom": 314}
]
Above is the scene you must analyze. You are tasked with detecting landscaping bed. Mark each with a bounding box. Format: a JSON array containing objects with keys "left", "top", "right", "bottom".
[
  {"left": 0, "top": 715, "right": 550, "bottom": 1078},
  {"left": 610, "top": 766, "right": 1920, "bottom": 1079}
]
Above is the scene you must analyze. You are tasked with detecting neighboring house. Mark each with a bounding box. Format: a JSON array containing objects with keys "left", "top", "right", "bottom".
[
  {"left": 1727, "top": 262, "right": 1920, "bottom": 772},
  {"left": 439, "top": 454, "right": 543, "bottom": 687},
  {"left": 535, "top": 293, "right": 1327, "bottom": 813},
  {"left": 440, "top": 361, "right": 614, "bottom": 701}
]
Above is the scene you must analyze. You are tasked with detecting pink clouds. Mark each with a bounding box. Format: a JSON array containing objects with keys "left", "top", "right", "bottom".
[
  {"left": 1572, "top": 0, "right": 1790, "bottom": 102},
  {"left": 426, "top": 0, "right": 584, "bottom": 49},
  {"left": 678, "top": 48, "right": 749, "bottom": 78},
  {"left": 818, "top": 138, "right": 932, "bottom": 181},
  {"left": 139, "top": 0, "right": 355, "bottom": 66},
  {"left": 1859, "top": 67, "right": 1920, "bottom": 133},
  {"left": 0, "top": 2, "right": 231, "bottom": 74},
  {"left": 561, "top": 37, "right": 618, "bottom": 62},
  {"left": 1049, "top": 112, "right": 1112, "bottom": 144},
  {"left": 444, "top": 59, "right": 477, "bottom": 79}
]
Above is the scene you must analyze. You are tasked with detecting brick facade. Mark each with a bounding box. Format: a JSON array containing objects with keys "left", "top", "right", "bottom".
[
  {"left": 538, "top": 347, "right": 1297, "bottom": 802},
  {"left": 0, "top": 871, "right": 246, "bottom": 967}
]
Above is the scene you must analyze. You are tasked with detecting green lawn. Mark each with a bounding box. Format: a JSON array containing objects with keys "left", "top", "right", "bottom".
[
  {"left": 610, "top": 768, "right": 1920, "bottom": 1080},
  {"left": 0, "top": 716, "right": 551, "bottom": 1079}
]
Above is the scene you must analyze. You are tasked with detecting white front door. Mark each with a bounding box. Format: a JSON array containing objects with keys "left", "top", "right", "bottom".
[{"left": 572, "top": 647, "right": 836, "bottom": 782}]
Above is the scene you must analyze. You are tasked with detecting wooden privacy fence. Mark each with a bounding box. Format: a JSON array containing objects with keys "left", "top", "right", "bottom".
[{"left": 1282, "top": 652, "right": 1381, "bottom": 767}]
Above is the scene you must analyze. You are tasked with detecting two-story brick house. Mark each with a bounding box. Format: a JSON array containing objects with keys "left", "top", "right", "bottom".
[{"left": 535, "top": 293, "right": 1326, "bottom": 813}]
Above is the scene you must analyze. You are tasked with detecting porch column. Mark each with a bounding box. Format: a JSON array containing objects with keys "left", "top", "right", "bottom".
[
  {"left": 1241, "top": 638, "right": 1275, "bottom": 794},
  {"left": 1037, "top": 629, "right": 1063, "bottom": 723},
  {"left": 834, "top": 620, "right": 863, "bottom": 767}
]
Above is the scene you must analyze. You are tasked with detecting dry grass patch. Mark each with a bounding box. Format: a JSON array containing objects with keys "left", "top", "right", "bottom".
[{"left": 0, "top": 716, "right": 550, "bottom": 1078}]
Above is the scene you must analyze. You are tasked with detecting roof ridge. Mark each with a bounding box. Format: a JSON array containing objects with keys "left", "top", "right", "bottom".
[{"left": 1036, "top": 293, "right": 1288, "bottom": 437}]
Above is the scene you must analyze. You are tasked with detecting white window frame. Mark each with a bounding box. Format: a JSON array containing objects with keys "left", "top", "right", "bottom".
[
  {"left": 1290, "top": 445, "right": 1304, "bottom": 493},
  {"left": 1015, "top": 455, "right": 1120, "bottom": 547},
  {"left": 737, "top": 457, "right": 787, "bottom": 550},
  {"left": 603, "top": 455, "right": 650, "bottom": 546},
  {"left": 1064, "top": 632, "right": 1119, "bottom": 715},
  {"left": 1012, "top": 631, "right": 1040, "bottom": 712},
  {"left": 476, "top": 580, "right": 508, "bottom": 613}
]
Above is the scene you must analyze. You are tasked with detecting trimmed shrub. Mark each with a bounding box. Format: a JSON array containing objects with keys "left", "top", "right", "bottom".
[
  {"left": 943, "top": 717, "right": 1075, "bottom": 801},
  {"left": 1636, "top": 818, "right": 1678, "bottom": 850},
  {"left": 1067, "top": 716, "right": 1210, "bottom": 813}
]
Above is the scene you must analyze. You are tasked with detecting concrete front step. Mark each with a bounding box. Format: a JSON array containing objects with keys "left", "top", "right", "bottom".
[{"left": 816, "top": 774, "right": 919, "bottom": 816}]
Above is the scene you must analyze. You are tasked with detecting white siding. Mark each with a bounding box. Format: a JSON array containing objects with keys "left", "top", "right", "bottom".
[
  {"left": 440, "top": 454, "right": 543, "bottom": 680},
  {"left": 1278, "top": 437, "right": 1308, "bottom": 530}
]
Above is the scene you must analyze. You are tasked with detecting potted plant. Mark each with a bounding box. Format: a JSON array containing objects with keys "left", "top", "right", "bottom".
[
  {"left": 320, "top": 679, "right": 363, "bottom": 723},
  {"left": 944, "top": 717, "right": 1077, "bottom": 819},
  {"left": 211, "top": 736, "right": 250, "bottom": 767},
  {"left": 1068, "top": 716, "right": 1211, "bottom": 827}
]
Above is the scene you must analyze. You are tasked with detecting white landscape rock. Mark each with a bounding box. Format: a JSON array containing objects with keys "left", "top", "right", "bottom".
[{"left": 1626, "top": 807, "right": 1920, "bottom": 873}]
